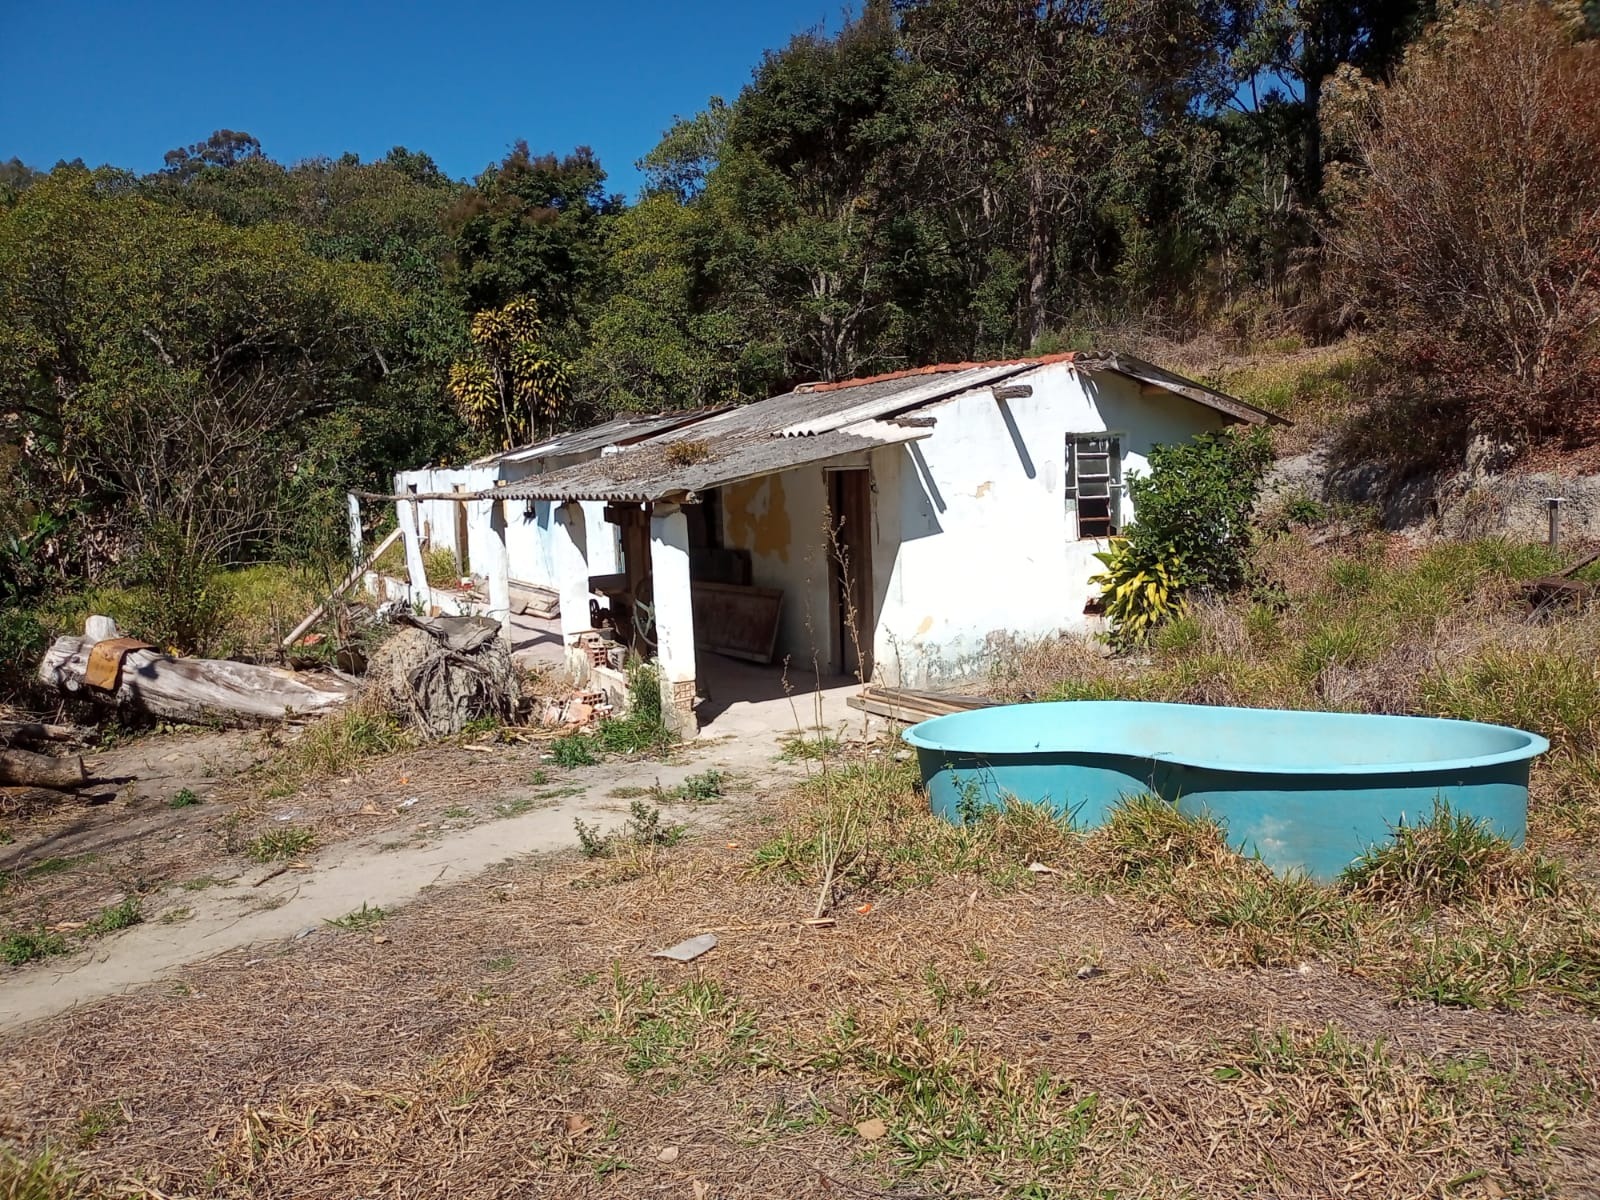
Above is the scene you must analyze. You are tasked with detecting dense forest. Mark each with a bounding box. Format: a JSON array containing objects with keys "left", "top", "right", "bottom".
[{"left": 2, "top": 0, "right": 1597, "bottom": 628}]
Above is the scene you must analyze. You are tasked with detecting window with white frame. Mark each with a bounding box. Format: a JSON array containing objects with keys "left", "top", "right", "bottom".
[{"left": 1066, "top": 434, "right": 1122, "bottom": 539}]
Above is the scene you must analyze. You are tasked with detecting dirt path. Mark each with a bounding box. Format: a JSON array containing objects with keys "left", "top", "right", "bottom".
[{"left": 0, "top": 729, "right": 833, "bottom": 1031}]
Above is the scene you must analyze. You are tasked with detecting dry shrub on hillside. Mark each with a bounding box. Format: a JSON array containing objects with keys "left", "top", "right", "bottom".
[{"left": 1328, "top": 1, "right": 1600, "bottom": 461}]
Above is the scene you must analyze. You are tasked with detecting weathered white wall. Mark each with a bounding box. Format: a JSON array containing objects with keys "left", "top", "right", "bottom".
[
  {"left": 396, "top": 457, "right": 620, "bottom": 595},
  {"left": 718, "top": 467, "right": 837, "bottom": 671},
  {"left": 870, "top": 362, "right": 1228, "bottom": 687}
]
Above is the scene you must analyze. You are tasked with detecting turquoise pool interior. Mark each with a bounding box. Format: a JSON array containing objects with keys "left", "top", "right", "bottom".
[{"left": 904, "top": 700, "right": 1549, "bottom": 882}]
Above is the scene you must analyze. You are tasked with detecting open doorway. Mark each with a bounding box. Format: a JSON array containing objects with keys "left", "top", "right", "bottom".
[{"left": 828, "top": 468, "right": 873, "bottom": 681}]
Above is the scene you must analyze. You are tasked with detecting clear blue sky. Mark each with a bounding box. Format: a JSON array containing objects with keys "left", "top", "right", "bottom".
[{"left": 0, "top": 0, "right": 846, "bottom": 199}]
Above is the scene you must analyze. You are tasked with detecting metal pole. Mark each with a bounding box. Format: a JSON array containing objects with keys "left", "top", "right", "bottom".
[{"left": 1547, "top": 496, "right": 1565, "bottom": 555}]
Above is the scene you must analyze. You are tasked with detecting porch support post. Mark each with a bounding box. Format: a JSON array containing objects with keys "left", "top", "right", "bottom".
[
  {"left": 649, "top": 502, "right": 697, "bottom": 735},
  {"left": 346, "top": 493, "right": 363, "bottom": 569},
  {"left": 398, "top": 491, "right": 430, "bottom": 610},
  {"left": 553, "top": 501, "right": 591, "bottom": 651},
  {"left": 480, "top": 495, "right": 513, "bottom": 636}
]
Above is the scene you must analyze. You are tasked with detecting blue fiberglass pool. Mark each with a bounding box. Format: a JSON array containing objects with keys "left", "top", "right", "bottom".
[{"left": 903, "top": 701, "right": 1549, "bottom": 882}]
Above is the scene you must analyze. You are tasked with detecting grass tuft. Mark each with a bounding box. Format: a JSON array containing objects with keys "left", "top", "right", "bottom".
[
  {"left": 1, "top": 926, "right": 70, "bottom": 966},
  {"left": 246, "top": 827, "right": 315, "bottom": 863},
  {"left": 86, "top": 897, "right": 143, "bottom": 936},
  {"left": 1340, "top": 800, "right": 1565, "bottom": 908}
]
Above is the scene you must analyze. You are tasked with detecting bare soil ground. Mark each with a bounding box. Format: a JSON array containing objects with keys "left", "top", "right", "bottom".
[
  {"left": 0, "top": 720, "right": 813, "bottom": 1028},
  {"left": 3, "top": 760, "right": 1597, "bottom": 1199}
]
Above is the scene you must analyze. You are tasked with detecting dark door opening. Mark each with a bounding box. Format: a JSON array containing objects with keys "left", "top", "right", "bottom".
[{"left": 828, "top": 468, "right": 873, "bottom": 681}]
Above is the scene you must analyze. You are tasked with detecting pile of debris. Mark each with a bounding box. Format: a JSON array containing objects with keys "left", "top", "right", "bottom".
[
  {"left": 534, "top": 688, "right": 614, "bottom": 730},
  {"left": 364, "top": 613, "right": 518, "bottom": 738}
]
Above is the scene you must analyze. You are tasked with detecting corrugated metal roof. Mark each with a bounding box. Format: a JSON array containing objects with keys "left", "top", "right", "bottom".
[
  {"left": 494, "top": 419, "right": 931, "bottom": 503},
  {"left": 469, "top": 409, "right": 722, "bottom": 467},
  {"left": 779, "top": 364, "right": 1033, "bottom": 436},
  {"left": 480, "top": 349, "right": 1281, "bottom": 505}
]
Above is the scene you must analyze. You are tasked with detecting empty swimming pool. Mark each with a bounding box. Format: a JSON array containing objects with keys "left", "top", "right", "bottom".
[{"left": 903, "top": 701, "right": 1548, "bottom": 882}]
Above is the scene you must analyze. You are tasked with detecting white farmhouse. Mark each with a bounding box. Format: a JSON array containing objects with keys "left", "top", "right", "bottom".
[{"left": 389, "top": 352, "right": 1279, "bottom": 731}]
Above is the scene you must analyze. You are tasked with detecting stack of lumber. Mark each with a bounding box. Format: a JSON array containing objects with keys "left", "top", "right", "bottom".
[{"left": 846, "top": 685, "right": 994, "bottom": 723}]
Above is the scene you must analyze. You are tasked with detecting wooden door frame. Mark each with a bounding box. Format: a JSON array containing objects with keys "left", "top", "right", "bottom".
[{"left": 827, "top": 468, "right": 873, "bottom": 680}]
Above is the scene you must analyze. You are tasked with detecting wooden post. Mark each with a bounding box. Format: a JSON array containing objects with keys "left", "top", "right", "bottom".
[{"left": 346, "top": 492, "right": 363, "bottom": 570}]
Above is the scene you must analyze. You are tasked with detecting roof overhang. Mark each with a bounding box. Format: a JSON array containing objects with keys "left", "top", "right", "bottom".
[
  {"left": 492, "top": 419, "right": 932, "bottom": 505},
  {"left": 1075, "top": 353, "right": 1287, "bottom": 426}
]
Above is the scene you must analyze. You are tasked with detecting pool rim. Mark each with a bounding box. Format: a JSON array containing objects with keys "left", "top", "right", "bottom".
[{"left": 900, "top": 700, "right": 1551, "bottom": 778}]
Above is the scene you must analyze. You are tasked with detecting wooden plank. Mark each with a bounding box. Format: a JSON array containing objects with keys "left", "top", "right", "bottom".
[
  {"left": 282, "top": 526, "right": 403, "bottom": 648},
  {"left": 691, "top": 581, "right": 784, "bottom": 664}
]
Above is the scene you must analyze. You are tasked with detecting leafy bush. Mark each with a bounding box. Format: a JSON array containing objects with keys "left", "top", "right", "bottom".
[
  {"left": 123, "top": 522, "right": 231, "bottom": 654},
  {"left": 1328, "top": 3, "right": 1600, "bottom": 455},
  {"left": 1125, "top": 429, "right": 1272, "bottom": 595},
  {"left": 0, "top": 606, "right": 47, "bottom": 703},
  {"left": 1093, "top": 429, "right": 1270, "bottom": 643},
  {"left": 551, "top": 733, "right": 599, "bottom": 768},
  {"left": 1088, "top": 540, "right": 1183, "bottom": 646}
]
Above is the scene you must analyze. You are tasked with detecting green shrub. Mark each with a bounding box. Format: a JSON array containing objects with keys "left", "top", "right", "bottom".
[
  {"left": 1, "top": 926, "right": 70, "bottom": 965},
  {"left": 0, "top": 606, "right": 47, "bottom": 703},
  {"left": 595, "top": 661, "right": 676, "bottom": 755},
  {"left": 1125, "top": 429, "right": 1273, "bottom": 595},
  {"left": 123, "top": 522, "right": 231, "bottom": 654},
  {"left": 551, "top": 733, "right": 599, "bottom": 768},
  {"left": 1089, "top": 540, "right": 1184, "bottom": 646}
]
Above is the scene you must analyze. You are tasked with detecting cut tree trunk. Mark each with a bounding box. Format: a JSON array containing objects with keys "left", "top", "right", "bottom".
[
  {"left": 38, "top": 636, "right": 355, "bottom": 725},
  {"left": 0, "top": 747, "right": 87, "bottom": 789},
  {"left": 0, "top": 720, "right": 94, "bottom": 747}
]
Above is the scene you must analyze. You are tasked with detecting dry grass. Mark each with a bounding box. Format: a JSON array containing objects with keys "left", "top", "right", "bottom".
[{"left": 4, "top": 776, "right": 1596, "bottom": 1199}]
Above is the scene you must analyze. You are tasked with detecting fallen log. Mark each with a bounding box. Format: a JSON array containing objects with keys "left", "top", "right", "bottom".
[
  {"left": 39, "top": 630, "right": 356, "bottom": 725},
  {"left": 0, "top": 720, "right": 95, "bottom": 747},
  {"left": 0, "top": 747, "right": 87, "bottom": 789}
]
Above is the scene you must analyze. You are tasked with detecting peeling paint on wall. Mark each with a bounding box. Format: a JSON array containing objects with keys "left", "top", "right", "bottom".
[
  {"left": 723, "top": 475, "right": 793, "bottom": 563},
  {"left": 914, "top": 615, "right": 935, "bottom": 637}
]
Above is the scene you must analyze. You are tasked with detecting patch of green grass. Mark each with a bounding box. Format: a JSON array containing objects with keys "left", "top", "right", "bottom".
[
  {"left": 1341, "top": 800, "right": 1565, "bottom": 908},
  {"left": 607, "top": 785, "right": 651, "bottom": 799},
  {"left": 284, "top": 708, "right": 411, "bottom": 779},
  {"left": 325, "top": 902, "right": 386, "bottom": 931},
  {"left": 161, "top": 906, "right": 192, "bottom": 925},
  {"left": 593, "top": 661, "right": 677, "bottom": 756},
  {"left": 656, "top": 769, "right": 726, "bottom": 804},
  {"left": 181, "top": 875, "right": 225, "bottom": 891},
  {"left": 2, "top": 926, "right": 70, "bottom": 965},
  {"left": 168, "top": 787, "right": 201, "bottom": 808},
  {"left": 486, "top": 954, "right": 516, "bottom": 972},
  {"left": 581, "top": 973, "right": 762, "bottom": 1091},
  {"left": 421, "top": 547, "right": 461, "bottom": 587},
  {"left": 804, "top": 1012, "right": 1100, "bottom": 1188},
  {"left": 551, "top": 733, "right": 599, "bottom": 768},
  {"left": 779, "top": 731, "right": 842, "bottom": 761},
  {"left": 0, "top": 1146, "right": 84, "bottom": 1198},
  {"left": 246, "top": 826, "right": 316, "bottom": 863},
  {"left": 443, "top": 805, "right": 473, "bottom": 820},
  {"left": 22, "top": 853, "right": 94, "bottom": 881},
  {"left": 86, "top": 897, "right": 143, "bottom": 936},
  {"left": 494, "top": 794, "right": 560, "bottom": 818},
  {"left": 75, "top": 1100, "right": 127, "bottom": 1146}
]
